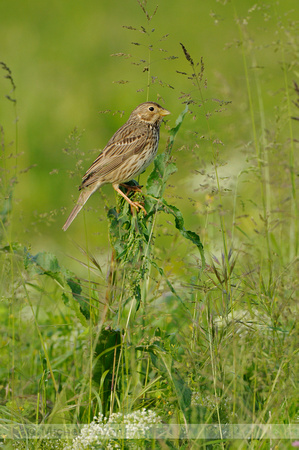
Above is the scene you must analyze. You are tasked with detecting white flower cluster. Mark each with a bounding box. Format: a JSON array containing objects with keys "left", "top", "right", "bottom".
[{"left": 66, "top": 408, "right": 162, "bottom": 450}]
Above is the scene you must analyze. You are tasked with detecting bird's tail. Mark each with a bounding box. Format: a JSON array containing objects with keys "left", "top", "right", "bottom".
[{"left": 62, "top": 189, "right": 94, "bottom": 231}]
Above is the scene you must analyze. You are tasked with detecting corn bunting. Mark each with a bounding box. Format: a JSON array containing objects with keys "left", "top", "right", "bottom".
[{"left": 62, "top": 102, "right": 170, "bottom": 231}]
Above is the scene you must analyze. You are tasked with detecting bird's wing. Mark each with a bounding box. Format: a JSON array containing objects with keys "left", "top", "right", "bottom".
[{"left": 80, "top": 122, "right": 149, "bottom": 189}]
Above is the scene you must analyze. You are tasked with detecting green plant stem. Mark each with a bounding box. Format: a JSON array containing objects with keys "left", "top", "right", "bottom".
[
  {"left": 146, "top": 40, "right": 151, "bottom": 101},
  {"left": 182, "top": 44, "right": 234, "bottom": 428},
  {"left": 83, "top": 212, "right": 94, "bottom": 423},
  {"left": 235, "top": 8, "right": 273, "bottom": 285},
  {"left": 183, "top": 48, "right": 229, "bottom": 271},
  {"left": 22, "top": 280, "right": 59, "bottom": 395},
  {"left": 277, "top": 13, "right": 298, "bottom": 259},
  {"left": 141, "top": 210, "right": 158, "bottom": 320},
  {"left": 206, "top": 303, "right": 224, "bottom": 447}
]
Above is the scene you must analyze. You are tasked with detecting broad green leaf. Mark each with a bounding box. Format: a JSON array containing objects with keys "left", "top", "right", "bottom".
[
  {"left": 24, "top": 251, "right": 60, "bottom": 274},
  {"left": 66, "top": 276, "right": 90, "bottom": 320},
  {"left": 161, "top": 200, "right": 205, "bottom": 266}
]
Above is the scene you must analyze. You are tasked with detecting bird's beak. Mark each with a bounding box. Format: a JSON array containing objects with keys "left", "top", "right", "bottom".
[{"left": 159, "top": 108, "right": 171, "bottom": 117}]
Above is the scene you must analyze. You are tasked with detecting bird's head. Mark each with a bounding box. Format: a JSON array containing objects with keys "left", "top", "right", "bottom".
[{"left": 130, "top": 102, "right": 170, "bottom": 124}]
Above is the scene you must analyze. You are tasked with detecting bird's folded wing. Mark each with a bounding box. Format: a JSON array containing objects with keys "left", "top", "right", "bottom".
[{"left": 80, "top": 123, "right": 149, "bottom": 189}]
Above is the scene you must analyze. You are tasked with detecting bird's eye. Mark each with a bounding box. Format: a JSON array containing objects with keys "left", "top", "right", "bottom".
[{"left": 149, "top": 106, "right": 154, "bottom": 111}]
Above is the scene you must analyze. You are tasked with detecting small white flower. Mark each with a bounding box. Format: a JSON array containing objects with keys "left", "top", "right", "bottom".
[{"left": 67, "top": 408, "right": 162, "bottom": 449}]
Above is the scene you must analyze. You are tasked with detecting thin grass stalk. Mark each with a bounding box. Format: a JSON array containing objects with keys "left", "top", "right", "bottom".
[
  {"left": 83, "top": 212, "right": 94, "bottom": 423},
  {"left": 146, "top": 36, "right": 151, "bottom": 102},
  {"left": 253, "top": 58, "right": 273, "bottom": 285},
  {"left": 233, "top": 8, "right": 277, "bottom": 425},
  {"left": 109, "top": 334, "right": 121, "bottom": 415},
  {"left": 252, "top": 359, "right": 257, "bottom": 431},
  {"left": 278, "top": 25, "right": 298, "bottom": 259},
  {"left": 180, "top": 44, "right": 231, "bottom": 279},
  {"left": 74, "top": 322, "right": 106, "bottom": 422},
  {"left": 110, "top": 297, "right": 135, "bottom": 414},
  {"left": 141, "top": 209, "right": 158, "bottom": 323},
  {"left": 139, "top": 4, "right": 158, "bottom": 317},
  {"left": 231, "top": 172, "right": 240, "bottom": 245},
  {"left": 0, "top": 64, "right": 19, "bottom": 403},
  {"left": 206, "top": 305, "right": 224, "bottom": 448},
  {"left": 189, "top": 61, "right": 229, "bottom": 264},
  {"left": 181, "top": 43, "right": 236, "bottom": 427},
  {"left": 116, "top": 269, "right": 127, "bottom": 326},
  {"left": 136, "top": 0, "right": 156, "bottom": 101},
  {"left": 0, "top": 222, "right": 58, "bottom": 398},
  {"left": 190, "top": 292, "right": 199, "bottom": 354},
  {"left": 235, "top": 8, "right": 273, "bottom": 286},
  {"left": 258, "top": 357, "right": 284, "bottom": 425},
  {"left": 22, "top": 277, "right": 59, "bottom": 395},
  {"left": 143, "top": 354, "right": 151, "bottom": 402},
  {"left": 9, "top": 252, "right": 15, "bottom": 400}
]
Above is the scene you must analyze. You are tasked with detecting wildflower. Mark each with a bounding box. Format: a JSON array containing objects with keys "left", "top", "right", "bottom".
[{"left": 66, "top": 408, "right": 162, "bottom": 449}]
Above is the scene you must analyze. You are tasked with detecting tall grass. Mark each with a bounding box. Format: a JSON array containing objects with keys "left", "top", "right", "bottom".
[{"left": 1, "top": 1, "right": 298, "bottom": 449}]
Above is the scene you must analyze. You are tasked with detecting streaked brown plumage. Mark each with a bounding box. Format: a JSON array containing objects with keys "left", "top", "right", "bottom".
[{"left": 62, "top": 102, "right": 170, "bottom": 231}]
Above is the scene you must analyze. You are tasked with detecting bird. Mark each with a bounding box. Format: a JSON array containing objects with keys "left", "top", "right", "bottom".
[{"left": 62, "top": 101, "right": 170, "bottom": 231}]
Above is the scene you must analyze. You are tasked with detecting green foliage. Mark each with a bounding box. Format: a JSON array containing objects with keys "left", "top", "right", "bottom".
[
  {"left": 93, "top": 327, "right": 122, "bottom": 416},
  {"left": 159, "top": 200, "right": 205, "bottom": 264},
  {"left": 106, "top": 105, "right": 204, "bottom": 314},
  {"left": 24, "top": 250, "right": 90, "bottom": 324},
  {"left": 141, "top": 339, "right": 192, "bottom": 417}
]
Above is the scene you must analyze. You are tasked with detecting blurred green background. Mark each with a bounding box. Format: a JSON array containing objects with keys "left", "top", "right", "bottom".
[{"left": 0, "top": 0, "right": 298, "bottom": 266}]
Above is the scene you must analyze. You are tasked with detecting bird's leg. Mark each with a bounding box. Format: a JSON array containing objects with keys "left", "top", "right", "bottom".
[
  {"left": 120, "top": 183, "right": 143, "bottom": 193},
  {"left": 113, "top": 183, "right": 147, "bottom": 215}
]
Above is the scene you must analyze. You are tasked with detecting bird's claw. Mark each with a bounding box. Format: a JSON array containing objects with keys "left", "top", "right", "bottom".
[{"left": 130, "top": 201, "right": 147, "bottom": 216}]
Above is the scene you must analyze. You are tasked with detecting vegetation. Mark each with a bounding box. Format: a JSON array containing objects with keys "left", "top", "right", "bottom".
[{"left": 0, "top": 0, "right": 298, "bottom": 448}]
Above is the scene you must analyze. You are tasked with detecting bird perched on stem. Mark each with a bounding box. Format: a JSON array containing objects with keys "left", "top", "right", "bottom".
[{"left": 62, "top": 102, "right": 170, "bottom": 231}]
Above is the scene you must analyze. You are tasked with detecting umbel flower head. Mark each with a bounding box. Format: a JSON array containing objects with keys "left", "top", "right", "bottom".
[{"left": 66, "top": 408, "right": 162, "bottom": 450}]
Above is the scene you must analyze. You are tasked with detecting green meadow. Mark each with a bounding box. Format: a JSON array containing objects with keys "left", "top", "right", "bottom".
[{"left": 0, "top": 0, "right": 298, "bottom": 448}]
